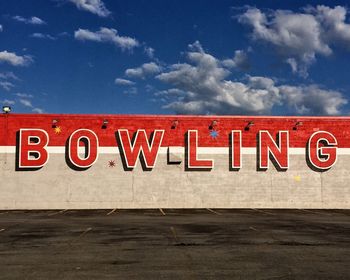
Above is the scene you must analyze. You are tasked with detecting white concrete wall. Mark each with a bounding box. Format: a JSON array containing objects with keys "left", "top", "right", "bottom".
[{"left": 1, "top": 150, "right": 350, "bottom": 209}]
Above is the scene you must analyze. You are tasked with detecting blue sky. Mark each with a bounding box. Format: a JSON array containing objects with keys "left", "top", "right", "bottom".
[{"left": 1, "top": 0, "right": 350, "bottom": 115}]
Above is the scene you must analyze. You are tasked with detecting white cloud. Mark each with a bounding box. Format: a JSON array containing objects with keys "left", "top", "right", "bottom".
[
  {"left": 123, "top": 87, "right": 138, "bottom": 95},
  {"left": 222, "top": 50, "right": 250, "bottom": 70},
  {"left": 280, "top": 85, "right": 347, "bottom": 115},
  {"left": 74, "top": 27, "right": 139, "bottom": 51},
  {"left": 13, "top": 15, "right": 45, "bottom": 25},
  {"left": 68, "top": 0, "right": 111, "bottom": 17},
  {"left": 18, "top": 98, "right": 43, "bottom": 113},
  {"left": 0, "top": 72, "right": 19, "bottom": 91},
  {"left": 19, "top": 99, "right": 32, "bottom": 107},
  {"left": 238, "top": 5, "right": 350, "bottom": 77},
  {"left": 0, "top": 81, "right": 15, "bottom": 91},
  {"left": 145, "top": 84, "right": 155, "bottom": 92},
  {"left": 115, "top": 78, "right": 135, "bottom": 86},
  {"left": 0, "top": 72, "right": 19, "bottom": 80},
  {"left": 32, "top": 108, "right": 44, "bottom": 113},
  {"left": 154, "top": 88, "right": 186, "bottom": 97},
  {"left": 156, "top": 42, "right": 280, "bottom": 114},
  {"left": 144, "top": 47, "right": 155, "bottom": 59},
  {"left": 0, "top": 51, "right": 33, "bottom": 66},
  {"left": 313, "top": 5, "right": 350, "bottom": 46},
  {"left": 0, "top": 25, "right": 3, "bottom": 32},
  {"left": 155, "top": 41, "right": 347, "bottom": 115},
  {"left": 0, "top": 99, "right": 15, "bottom": 105},
  {"left": 30, "top": 33, "right": 56, "bottom": 40},
  {"left": 15, "top": 93, "right": 33, "bottom": 98},
  {"left": 125, "top": 62, "right": 162, "bottom": 79},
  {"left": 58, "top": 32, "right": 70, "bottom": 37}
]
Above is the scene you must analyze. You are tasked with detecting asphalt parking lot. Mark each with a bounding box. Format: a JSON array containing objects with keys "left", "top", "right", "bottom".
[{"left": 0, "top": 209, "right": 350, "bottom": 279}]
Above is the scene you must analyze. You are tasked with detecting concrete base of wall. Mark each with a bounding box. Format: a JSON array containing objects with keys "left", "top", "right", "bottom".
[{"left": 1, "top": 152, "right": 350, "bottom": 209}]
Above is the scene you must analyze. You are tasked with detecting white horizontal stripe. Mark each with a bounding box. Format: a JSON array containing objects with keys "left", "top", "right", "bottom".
[{"left": 1, "top": 146, "right": 350, "bottom": 155}]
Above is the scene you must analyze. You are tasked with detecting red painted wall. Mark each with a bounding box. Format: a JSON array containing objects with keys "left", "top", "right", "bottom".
[{"left": 1, "top": 114, "right": 350, "bottom": 147}]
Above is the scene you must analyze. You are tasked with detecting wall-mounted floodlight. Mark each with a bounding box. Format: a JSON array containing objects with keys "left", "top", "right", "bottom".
[
  {"left": 2, "top": 106, "right": 11, "bottom": 114},
  {"left": 171, "top": 120, "right": 179, "bottom": 129},
  {"left": 209, "top": 120, "right": 218, "bottom": 130},
  {"left": 52, "top": 119, "right": 59, "bottom": 128},
  {"left": 102, "top": 119, "right": 108, "bottom": 129},
  {"left": 245, "top": 121, "right": 254, "bottom": 131},
  {"left": 293, "top": 121, "right": 303, "bottom": 130}
]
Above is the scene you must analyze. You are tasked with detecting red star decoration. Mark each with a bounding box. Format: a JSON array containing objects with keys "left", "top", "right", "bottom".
[{"left": 108, "top": 160, "right": 116, "bottom": 167}]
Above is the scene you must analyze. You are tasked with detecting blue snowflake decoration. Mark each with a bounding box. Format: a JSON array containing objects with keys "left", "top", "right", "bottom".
[{"left": 210, "top": 130, "right": 219, "bottom": 139}]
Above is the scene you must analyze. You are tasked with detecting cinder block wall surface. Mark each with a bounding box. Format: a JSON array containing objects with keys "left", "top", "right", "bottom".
[{"left": 1, "top": 114, "right": 349, "bottom": 209}]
